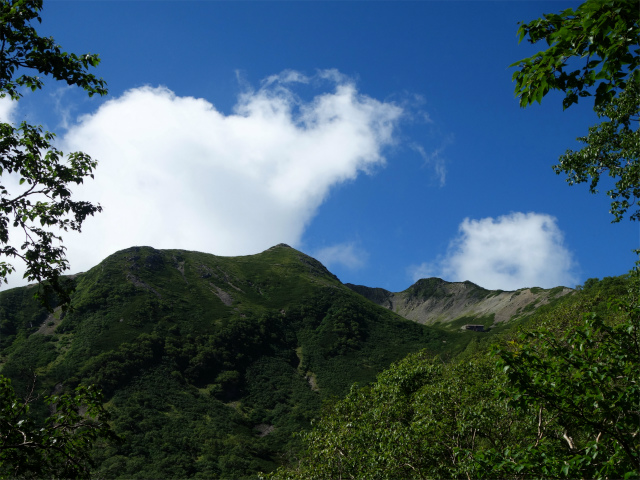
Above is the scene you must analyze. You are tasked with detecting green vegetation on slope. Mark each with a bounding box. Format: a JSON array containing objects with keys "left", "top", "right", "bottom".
[
  {"left": 270, "top": 274, "right": 639, "bottom": 479},
  {"left": 3, "top": 245, "right": 632, "bottom": 478},
  {"left": 0, "top": 376, "right": 116, "bottom": 479},
  {"left": 0, "top": 245, "right": 480, "bottom": 478}
]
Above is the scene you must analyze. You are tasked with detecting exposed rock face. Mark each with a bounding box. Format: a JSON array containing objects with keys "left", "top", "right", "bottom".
[
  {"left": 346, "top": 278, "right": 572, "bottom": 326},
  {"left": 126, "top": 273, "right": 162, "bottom": 298},
  {"left": 210, "top": 283, "right": 233, "bottom": 306}
]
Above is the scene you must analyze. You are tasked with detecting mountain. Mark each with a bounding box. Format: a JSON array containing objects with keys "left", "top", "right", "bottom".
[
  {"left": 0, "top": 244, "right": 452, "bottom": 478},
  {"left": 0, "top": 244, "right": 572, "bottom": 478},
  {"left": 346, "top": 277, "right": 572, "bottom": 329}
]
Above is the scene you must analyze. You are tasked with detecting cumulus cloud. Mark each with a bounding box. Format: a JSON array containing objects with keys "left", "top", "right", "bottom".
[
  {"left": 0, "top": 70, "right": 404, "bottom": 287},
  {"left": 314, "top": 242, "right": 368, "bottom": 271},
  {"left": 410, "top": 212, "right": 578, "bottom": 290},
  {"left": 0, "top": 96, "right": 16, "bottom": 123}
]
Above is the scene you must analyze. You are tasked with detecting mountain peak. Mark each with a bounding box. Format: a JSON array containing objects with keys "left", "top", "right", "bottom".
[
  {"left": 271, "top": 243, "right": 293, "bottom": 249},
  {"left": 347, "top": 277, "right": 572, "bottom": 328}
]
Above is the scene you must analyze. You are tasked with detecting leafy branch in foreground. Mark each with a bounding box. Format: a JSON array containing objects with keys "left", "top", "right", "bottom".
[
  {"left": 0, "top": 0, "right": 106, "bottom": 101},
  {"left": 511, "top": 0, "right": 639, "bottom": 110},
  {"left": 0, "top": 375, "right": 119, "bottom": 478},
  {"left": 554, "top": 81, "right": 639, "bottom": 222},
  {"left": 0, "top": 122, "right": 102, "bottom": 307},
  {"left": 483, "top": 297, "right": 639, "bottom": 478},
  {"left": 511, "top": 0, "right": 639, "bottom": 222},
  {"left": 0, "top": 0, "right": 107, "bottom": 306}
]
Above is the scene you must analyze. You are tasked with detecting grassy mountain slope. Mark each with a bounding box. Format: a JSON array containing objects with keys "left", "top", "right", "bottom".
[
  {"left": 347, "top": 277, "right": 573, "bottom": 329},
  {"left": 0, "top": 244, "right": 475, "bottom": 478}
]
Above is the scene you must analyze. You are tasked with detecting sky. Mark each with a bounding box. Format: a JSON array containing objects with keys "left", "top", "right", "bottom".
[{"left": 1, "top": 0, "right": 638, "bottom": 293}]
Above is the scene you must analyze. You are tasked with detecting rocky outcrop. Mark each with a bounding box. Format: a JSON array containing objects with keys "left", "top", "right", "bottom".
[{"left": 346, "top": 278, "right": 572, "bottom": 326}]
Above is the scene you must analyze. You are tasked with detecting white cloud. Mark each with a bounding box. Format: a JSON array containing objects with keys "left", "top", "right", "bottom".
[
  {"left": 412, "top": 138, "right": 450, "bottom": 187},
  {"left": 0, "top": 96, "right": 17, "bottom": 123},
  {"left": 314, "top": 242, "right": 368, "bottom": 271},
  {"left": 410, "top": 212, "right": 578, "bottom": 290},
  {"left": 50, "top": 86, "right": 75, "bottom": 130},
  {"left": 262, "top": 69, "right": 310, "bottom": 86},
  {"left": 0, "top": 97, "right": 28, "bottom": 289},
  {"left": 1, "top": 70, "right": 403, "bottom": 288}
]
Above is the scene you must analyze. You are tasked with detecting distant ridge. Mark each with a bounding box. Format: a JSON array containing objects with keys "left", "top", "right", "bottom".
[{"left": 346, "top": 277, "right": 572, "bottom": 328}]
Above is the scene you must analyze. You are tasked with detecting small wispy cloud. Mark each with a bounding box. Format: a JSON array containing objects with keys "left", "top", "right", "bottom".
[
  {"left": 409, "top": 262, "right": 436, "bottom": 282},
  {"left": 412, "top": 133, "right": 452, "bottom": 187},
  {"left": 314, "top": 242, "right": 368, "bottom": 271},
  {"left": 50, "top": 86, "right": 75, "bottom": 131},
  {"left": 409, "top": 212, "right": 578, "bottom": 290},
  {"left": 262, "top": 69, "right": 311, "bottom": 88}
]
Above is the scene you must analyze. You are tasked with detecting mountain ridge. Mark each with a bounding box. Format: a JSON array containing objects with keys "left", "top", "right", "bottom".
[
  {"left": 2, "top": 243, "right": 573, "bottom": 330},
  {"left": 346, "top": 277, "right": 573, "bottom": 327}
]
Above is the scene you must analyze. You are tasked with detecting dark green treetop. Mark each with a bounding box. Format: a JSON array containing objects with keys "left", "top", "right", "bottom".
[{"left": 0, "top": 375, "right": 118, "bottom": 478}]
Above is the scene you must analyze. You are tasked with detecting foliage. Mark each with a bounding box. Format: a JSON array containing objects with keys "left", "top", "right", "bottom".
[
  {"left": 483, "top": 295, "right": 639, "bottom": 478},
  {"left": 0, "top": 375, "right": 117, "bottom": 478},
  {"left": 555, "top": 80, "right": 639, "bottom": 221},
  {"left": 511, "top": 0, "right": 639, "bottom": 110},
  {"left": 0, "top": 123, "right": 102, "bottom": 306},
  {"left": 0, "top": 283, "right": 49, "bottom": 349},
  {"left": 0, "top": 0, "right": 106, "bottom": 305},
  {"left": 511, "top": 0, "right": 640, "bottom": 222},
  {"left": 0, "top": 0, "right": 106, "bottom": 100},
  {"left": 268, "top": 351, "right": 519, "bottom": 480},
  {"left": 269, "top": 275, "right": 639, "bottom": 479},
  {"left": 92, "top": 364, "right": 261, "bottom": 479}
]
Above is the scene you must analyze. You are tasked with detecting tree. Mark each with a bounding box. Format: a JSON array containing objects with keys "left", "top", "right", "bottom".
[
  {"left": 0, "top": 375, "right": 118, "bottom": 478},
  {"left": 482, "top": 293, "right": 639, "bottom": 478},
  {"left": 556, "top": 81, "right": 639, "bottom": 222},
  {"left": 267, "top": 352, "right": 524, "bottom": 480},
  {"left": 266, "top": 275, "right": 639, "bottom": 479},
  {"left": 511, "top": 0, "right": 639, "bottom": 222},
  {"left": 0, "top": 0, "right": 107, "bottom": 306}
]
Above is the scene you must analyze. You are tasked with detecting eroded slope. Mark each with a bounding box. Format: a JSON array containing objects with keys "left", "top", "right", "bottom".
[{"left": 347, "top": 278, "right": 573, "bottom": 327}]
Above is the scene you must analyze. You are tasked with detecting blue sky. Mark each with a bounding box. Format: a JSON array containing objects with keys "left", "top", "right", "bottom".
[{"left": 2, "top": 0, "right": 637, "bottom": 292}]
